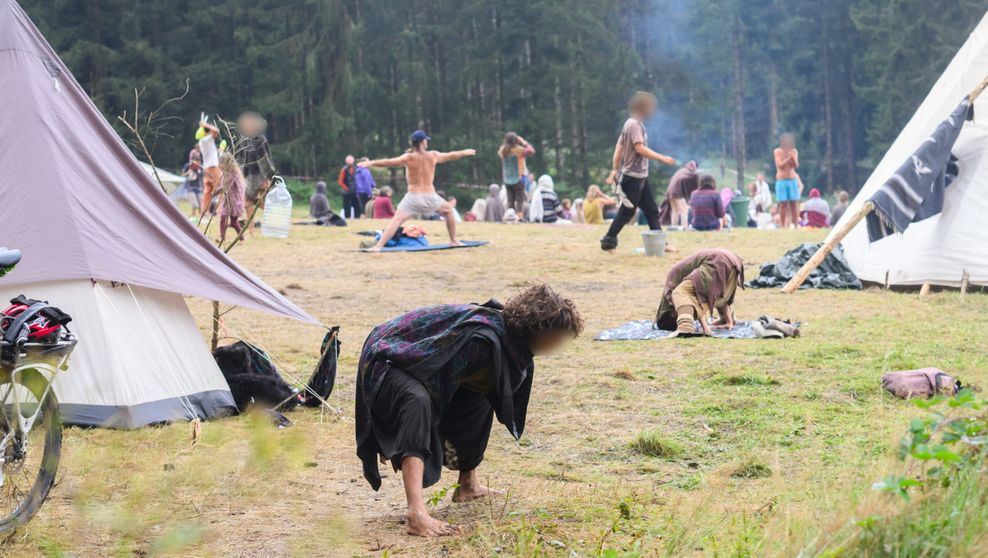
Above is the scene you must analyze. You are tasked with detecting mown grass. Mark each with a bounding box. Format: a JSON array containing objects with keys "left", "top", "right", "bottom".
[{"left": 1, "top": 217, "right": 986, "bottom": 557}]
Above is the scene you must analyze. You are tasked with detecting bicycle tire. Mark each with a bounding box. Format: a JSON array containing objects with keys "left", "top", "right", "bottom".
[{"left": 0, "top": 369, "right": 61, "bottom": 534}]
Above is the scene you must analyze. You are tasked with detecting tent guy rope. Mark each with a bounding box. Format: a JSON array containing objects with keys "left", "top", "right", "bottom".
[{"left": 781, "top": 73, "right": 988, "bottom": 294}]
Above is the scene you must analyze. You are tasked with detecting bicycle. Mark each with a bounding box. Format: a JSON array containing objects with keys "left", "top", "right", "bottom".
[{"left": 0, "top": 247, "right": 76, "bottom": 533}]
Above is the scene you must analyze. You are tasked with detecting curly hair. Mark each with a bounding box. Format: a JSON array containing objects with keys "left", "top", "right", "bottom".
[{"left": 502, "top": 283, "right": 584, "bottom": 340}]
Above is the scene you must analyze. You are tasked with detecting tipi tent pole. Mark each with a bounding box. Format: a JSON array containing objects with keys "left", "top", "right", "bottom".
[
  {"left": 782, "top": 75, "right": 988, "bottom": 294},
  {"left": 781, "top": 201, "right": 874, "bottom": 293}
]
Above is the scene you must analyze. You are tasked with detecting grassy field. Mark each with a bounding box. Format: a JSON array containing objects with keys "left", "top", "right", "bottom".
[{"left": 4, "top": 218, "right": 988, "bottom": 557}]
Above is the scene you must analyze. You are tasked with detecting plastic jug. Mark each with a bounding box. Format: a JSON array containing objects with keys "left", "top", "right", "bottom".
[{"left": 262, "top": 176, "right": 292, "bottom": 238}]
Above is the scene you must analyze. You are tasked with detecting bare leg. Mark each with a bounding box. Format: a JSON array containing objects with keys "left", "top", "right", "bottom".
[
  {"left": 219, "top": 216, "right": 230, "bottom": 243},
  {"left": 788, "top": 201, "right": 800, "bottom": 228},
  {"left": 672, "top": 198, "right": 688, "bottom": 229},
  {"left": 367, "top": 209, "right": 413, "bottom": 252},
  {"left": 230, "top": 216, "right": 244, "bottom": 242},
  {"left": 402, "top": 456, "right": 457, "bottom": 537},
  {"left": 438, "top": 203, "right": 461, "bottom": 245},
  {"left": 452, "top": 469, "right": 503, "bottom": 502}
]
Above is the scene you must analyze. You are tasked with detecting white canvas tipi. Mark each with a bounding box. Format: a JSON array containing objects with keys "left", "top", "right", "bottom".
[
  {"left": 0, "top": 0, "right": 318, "bottom": 427},
  {"left": 832, "top": 11, "right": 988, "bottom": 287}
]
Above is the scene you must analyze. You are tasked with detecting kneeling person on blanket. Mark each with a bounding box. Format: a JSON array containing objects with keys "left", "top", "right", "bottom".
[
  {"left": 655, "top": 249, "right": 744, "bottom": 336},
  {"left": 355, "top": 284, "right": 583, "bottom": 537}
]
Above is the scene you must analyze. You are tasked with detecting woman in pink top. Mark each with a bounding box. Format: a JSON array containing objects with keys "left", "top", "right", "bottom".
[
  {"left": 373, "top": 186, "right": 396, "bottom": 219},
  {"left": 217, "top": 153, "right": 246, "bottom": 244}
]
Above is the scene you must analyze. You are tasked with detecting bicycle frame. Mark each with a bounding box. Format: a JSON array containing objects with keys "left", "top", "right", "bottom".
[{"left": 0, "top": 336, "right": 76, "bottom": 486}]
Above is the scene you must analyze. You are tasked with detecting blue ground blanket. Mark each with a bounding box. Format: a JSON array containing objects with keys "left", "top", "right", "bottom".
[
  {"left": 361, "top": 240, "right": 489, "bottom": 253},
  {"left": 594, "top": 320, "right": 756, "bottom": 341}
]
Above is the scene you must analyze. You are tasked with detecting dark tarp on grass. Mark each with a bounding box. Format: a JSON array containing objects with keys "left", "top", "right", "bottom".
[{"left": 746, "top": 243, "right": 862, "bottom": 290}]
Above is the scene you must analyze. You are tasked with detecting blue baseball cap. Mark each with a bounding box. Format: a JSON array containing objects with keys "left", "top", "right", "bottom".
[{"left": 410, "top": 130, "right": 430, "bottom": 142}]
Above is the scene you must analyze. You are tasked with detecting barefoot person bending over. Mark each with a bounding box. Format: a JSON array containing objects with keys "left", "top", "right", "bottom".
[
  {"left": 355, "top": 284, "right": 583, "bottom": 536},
  {"left": 655, "top": 249, "right": 744, "bottom": 336},
  {"left": 359, "top": 130, "right": 475, "bottom": 251}
]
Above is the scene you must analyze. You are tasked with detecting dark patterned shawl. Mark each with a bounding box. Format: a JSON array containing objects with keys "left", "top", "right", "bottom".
[
  {"left": 656, "top": 249, "right": 745, "bottom": 329},
  {"left": 355, "top": 301, "right": 533, "bottom": 490}
]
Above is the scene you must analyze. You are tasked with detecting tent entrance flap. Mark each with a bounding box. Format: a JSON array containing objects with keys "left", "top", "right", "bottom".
[{"left": 0, "top": 281, "right": 237, "bottom": 428}]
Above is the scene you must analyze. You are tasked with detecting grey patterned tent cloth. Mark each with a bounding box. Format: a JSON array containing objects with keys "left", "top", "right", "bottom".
[
  {"left": 747, "top": 243, "right": 862, "bottom": 290},
  {"left": 594, "top": 320, "right": 756, "bottom": 341}
]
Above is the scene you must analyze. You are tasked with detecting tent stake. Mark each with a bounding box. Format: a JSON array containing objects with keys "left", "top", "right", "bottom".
[
  {"left": 961, "top": 270, "right": 970, "bottom": 297},
  {"left": 782, "top": 201, "right": 874, "bottom": 293}
]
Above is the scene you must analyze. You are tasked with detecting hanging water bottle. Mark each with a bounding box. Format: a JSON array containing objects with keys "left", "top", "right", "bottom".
[{"left": 262, "top": 175, "right": 292, "bottom": 238}]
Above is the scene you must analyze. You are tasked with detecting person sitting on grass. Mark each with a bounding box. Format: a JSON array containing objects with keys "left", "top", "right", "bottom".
[
  {"left": 309, "top": 181, "right": 335, "bottom": 224},
  {"left": 688, "top": 175, "right": 725, "bottom": 231},
  {"left": 583, "top": 184, "right": 617, "bottom": 224},
  {"left": 355, "top": 283, "right": 583, "bottom": 537},
  {"left": 484, "top": 184, "right": 506, "bottom": 223},
  {"left": 655, "top": 248, "right": 745, "bottom": 336},
  {"left": 801, "top": 188, "right": 830, "bottom": 228},
  {"left": 465, "top": 198, "right": 486, "bottom": 222},
  {"left": 560, "top": 198, "right": 574, "bottom": 221},
  {"left": 359, "top": 131, "right": 475, "bottom": 251},
  {"left": 372, "top": 186, "right": 396, "bottom": 219},
  {"left": 829, "top": 190, "right": 849, "bottom": 226}
]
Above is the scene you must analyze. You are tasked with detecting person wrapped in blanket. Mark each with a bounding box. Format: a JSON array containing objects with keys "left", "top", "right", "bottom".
[
  {"left": 655, "top": 249, "right": 744, "bottom": 336},
  {"left": 355, "top": 284, "right": 583, "bottom": 537}
]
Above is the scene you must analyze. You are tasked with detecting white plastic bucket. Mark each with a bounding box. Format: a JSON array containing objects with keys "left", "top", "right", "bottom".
[{"left": 641, "top": 230, "right": 668, "bottom": 257}]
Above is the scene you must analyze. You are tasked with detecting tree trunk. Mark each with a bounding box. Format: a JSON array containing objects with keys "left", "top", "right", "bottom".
[
  {"left": 554, "top": 73, "right": 564, "bottom": 175},
  {"left": 492, "top": 6, "right": 503, "bottom": 129},
  {"left": 768, "top": 65, "right": 779, "bottom": 141},
  {"left": 730, "top": 14, "right": 747, "bottom": 189},
  {"left": 822, "top": 12, "right": 835, "bottom": 190}
]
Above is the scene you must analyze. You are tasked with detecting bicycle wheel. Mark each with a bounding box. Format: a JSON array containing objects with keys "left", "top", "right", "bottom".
[{"left": 0, "top": 369, "right": 61, "bottom": 534}]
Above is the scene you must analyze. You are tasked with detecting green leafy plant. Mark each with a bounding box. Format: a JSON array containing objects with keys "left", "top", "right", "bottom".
[
  {"left": 426, "top": 483, "right": 459, "bottom": 508},
  {"left": 873, "top": 389, "right": 987, "bottom": 501}
]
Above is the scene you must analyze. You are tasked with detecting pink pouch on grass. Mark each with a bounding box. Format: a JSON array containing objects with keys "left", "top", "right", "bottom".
[{"left": 881, "top": 367, "right": 959, "bottom": 399}]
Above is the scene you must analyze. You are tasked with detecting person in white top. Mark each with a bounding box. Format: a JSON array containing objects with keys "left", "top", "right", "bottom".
[
  {"left": 198, "top": 121, "right": 221, "bottom": 216},
  {"left": 747, "top": 174, "right": 773, "bottom": 225}
]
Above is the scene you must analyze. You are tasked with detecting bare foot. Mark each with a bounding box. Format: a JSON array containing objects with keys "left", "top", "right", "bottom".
[
  {"left": 406, "top": 510, "right": 457, "bottom": 537},
  {"left": 665, "top": 243, "right": 679, "bottom": 253},
  {"left": 364, "top": 245, "right": 383, "bottom": 253},
  {"left": 452, "top": 483, "right": 503, "bottom": 503},
  {"left": 449, "top": 240, "right": 463, "bottom": 247}
]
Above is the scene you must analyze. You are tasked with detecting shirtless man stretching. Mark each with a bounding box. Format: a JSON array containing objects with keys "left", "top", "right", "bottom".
[{"left": 359, "top": 130, "right": 475, "bottom": 251}]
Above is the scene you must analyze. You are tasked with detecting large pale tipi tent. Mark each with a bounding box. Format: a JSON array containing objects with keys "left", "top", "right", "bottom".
[
  {"left": 0, "top": 0, "right": 318, "bottom": 427},
  {"left": 832, "top": 11, "right": 988, "bottom": 287}
]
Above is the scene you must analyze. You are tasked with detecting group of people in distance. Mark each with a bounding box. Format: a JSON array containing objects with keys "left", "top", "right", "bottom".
[
  {"left": 170, "top": 111, "right": 276, "bottom": 244},
  {"left": 350, "top": 91, "right": 760, "bottom": 539}
]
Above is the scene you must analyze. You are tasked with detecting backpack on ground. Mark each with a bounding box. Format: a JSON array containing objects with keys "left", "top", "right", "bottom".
[
  {"left": 213, "top": 341, "right": 299, "bottom": 412},
  {"left": 881, "top": 367, "right": 960, "bottom": 399},
  {"left": 301, "top": 326, "right": 340, "bottom": 407}
]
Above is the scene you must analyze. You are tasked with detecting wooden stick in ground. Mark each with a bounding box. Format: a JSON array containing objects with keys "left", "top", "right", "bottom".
[
  {"left": 961, "top": 270, "right": 970, "bottom": 297},
  {"left": 781, "top": 201, "right": 874, "bottom": 293}
]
